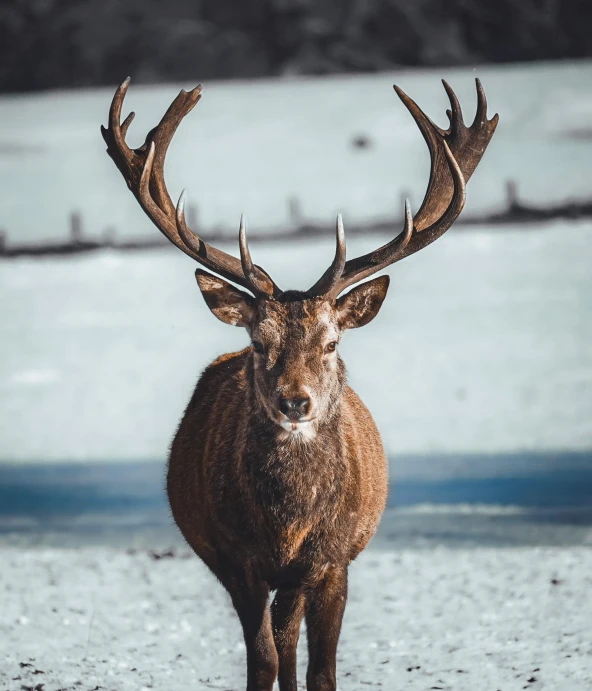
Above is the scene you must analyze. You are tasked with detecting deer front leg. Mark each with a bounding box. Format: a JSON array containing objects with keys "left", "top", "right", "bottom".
[
  {"left": 227, "top": 576, "right": 279, "bottom": 691},
  {"left": 271, "top": 586, "right": 305, "bottom": 691},
  {"left": 305, "top": 566, "right": 348, "bottom": 691}
]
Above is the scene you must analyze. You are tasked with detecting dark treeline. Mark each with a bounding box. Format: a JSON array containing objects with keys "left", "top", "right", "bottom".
[{"left": 1, "top": 0, "right": 590, "bottom": 93}]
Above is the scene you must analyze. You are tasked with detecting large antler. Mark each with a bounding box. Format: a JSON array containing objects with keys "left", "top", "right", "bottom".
[
  {"left": 101, "top": 78, "right": 278, "bottom": 298},
  {"left": 307, "top": 78, "right": 498, "bottom": 299}
]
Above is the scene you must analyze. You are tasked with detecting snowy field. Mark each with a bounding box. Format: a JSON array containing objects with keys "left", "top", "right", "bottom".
[
  {"left": 1, "top": 222, "right": 591, "bottom": 463},
  {"left": 2, "top": 546, "right": 592, "bottom": 691},
  {"left": 0, "top": 60, "right": 591, "bottom": 244},
  {"left": 1, "top": 59, "right": 592, "bottom": 466}
]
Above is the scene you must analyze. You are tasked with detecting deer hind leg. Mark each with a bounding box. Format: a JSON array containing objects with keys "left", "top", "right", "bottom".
[
  {"left": 305, "top": 566, "right": 348, "bottom": 691},
  {"left": 225, "top": 575, "right": 278, "bottom": 691},
  {"left": 271, "top": 586, "right": 305, "bottom": 691}
]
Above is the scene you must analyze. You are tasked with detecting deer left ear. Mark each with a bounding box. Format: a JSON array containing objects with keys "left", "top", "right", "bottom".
[
  {"left": 195, "top": 269, "right": 256, "bottom": 327},
  {"left": 335, "top": 275, "right": 390, "bottom": 329}
]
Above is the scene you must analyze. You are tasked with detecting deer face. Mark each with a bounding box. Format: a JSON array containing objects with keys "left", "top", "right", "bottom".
[{"left": 196, "top": 270, "right": 389, "bottom": 438}]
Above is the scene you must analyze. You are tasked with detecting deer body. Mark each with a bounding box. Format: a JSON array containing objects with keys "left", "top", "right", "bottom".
[
  {"left": 168, "top": 348, "right": 387, "bottom": 587},
  {"left": 167, "top": 294, "right": 390, "bottom": 690},
  {"left": 102, "top": 76, "right": 497, "bottom": 690}
]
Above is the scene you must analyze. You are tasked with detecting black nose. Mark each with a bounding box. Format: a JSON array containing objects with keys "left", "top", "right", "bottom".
[{"left": 279, "top": 396, "right": 311, "bottom": 419}]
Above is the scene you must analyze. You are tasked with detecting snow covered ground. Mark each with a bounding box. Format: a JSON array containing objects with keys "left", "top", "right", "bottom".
[
  {"left": 0, "top": 60, "right": 591, "bottom": 244},
  {"left": 2, "top": 545, "right": 591, "bottom": 691}
]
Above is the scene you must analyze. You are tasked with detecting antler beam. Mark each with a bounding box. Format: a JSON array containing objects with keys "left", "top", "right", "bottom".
[
  {"left": 306, "top": 78, "right": 498, "bottom": 299},
  {"left": 101, "top": 78, "right": 278, "bottom": 298}
]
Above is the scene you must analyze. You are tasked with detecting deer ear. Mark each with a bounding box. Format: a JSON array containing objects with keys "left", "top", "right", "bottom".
[
  {"left": 195, "top": 269, "right": 256, "bottom": 327},
  {"left": 335, "top": 275, "right": 390, "bottom": 330}
]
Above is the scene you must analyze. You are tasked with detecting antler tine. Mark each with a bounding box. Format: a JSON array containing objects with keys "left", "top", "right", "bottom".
[
  {"left": 238, "top": 214, "right": 276, "bottom": 297},
  {"left": 102, "top": 78, "right": 279, "bottom": 297},
  {"left": 120, "top": 111, "right": 135, "bottom": 139},
  {"left": 174, "top": 193, "right": 275, "bottom": 297},
  {"left": 305, "top": 213, "right": 346, "bottom": 298},
  {"left": 324, "top": 199, "right": 415, "bottom": 299},
  {"left": 474, "top": 78, "right": 488, "bottom": 125},
  {"left": 442, "top": 79, "right": 464, "bottom": 136},
  {"left": 102, "top": 77, "right": 133, "bottom": 167},
  {"left": 175, "top": 189, "right": 201, "bottom": 256}
]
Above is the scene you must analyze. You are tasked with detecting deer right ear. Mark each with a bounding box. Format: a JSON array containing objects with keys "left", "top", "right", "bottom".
[
  {"left": 335, "top": 275, "right": 390, "bottom": 329},
  {"left": 195, "top": 269, "right": 256, "bottom": 327}
]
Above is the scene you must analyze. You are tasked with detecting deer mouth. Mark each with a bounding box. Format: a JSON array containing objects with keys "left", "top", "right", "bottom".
[
  {"left": 278, "top": 416, "right": 318, "bottom": 437},
  {"left": 278, "top": 417, "right": 317, "bottom": 442},
  {"left": 280, "top": 417, "right": 316, "bottom": 429}
]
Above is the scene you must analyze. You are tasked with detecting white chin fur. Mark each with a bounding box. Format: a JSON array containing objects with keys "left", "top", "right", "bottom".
[{"left": 278, "top": 418, "right": 317, "bottom": 441}]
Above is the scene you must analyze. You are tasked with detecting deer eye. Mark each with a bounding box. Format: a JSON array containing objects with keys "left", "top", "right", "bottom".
[
  {"left": 325, "top": 341, "right": 338, "bottom": 353},
  {"left": 252, "top": 341, "right": 264, "bottom": 354}
]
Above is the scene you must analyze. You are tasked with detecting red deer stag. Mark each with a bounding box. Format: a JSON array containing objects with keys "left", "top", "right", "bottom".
[{"left": 102, "top": 78, "right": 497, "bottom": 691}]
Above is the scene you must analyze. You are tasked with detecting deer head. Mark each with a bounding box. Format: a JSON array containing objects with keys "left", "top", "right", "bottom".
[{"left": 102, "top": 78, "right": 498, "bottom": 438}]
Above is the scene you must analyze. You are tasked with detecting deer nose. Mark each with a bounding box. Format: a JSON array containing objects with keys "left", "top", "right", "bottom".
[{"left": 279, "top": 396, "right": 311, "bottom": 419}]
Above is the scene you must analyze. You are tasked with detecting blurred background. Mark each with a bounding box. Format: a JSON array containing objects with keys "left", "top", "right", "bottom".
[{"left": 1, "top": 0, "right": 591, "bottom": 547}]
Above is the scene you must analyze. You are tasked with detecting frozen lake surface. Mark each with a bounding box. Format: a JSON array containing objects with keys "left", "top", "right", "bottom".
[{"left": 1, "top": 452, "right": 592, "bottom": 548}]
